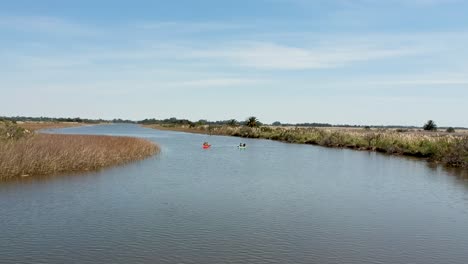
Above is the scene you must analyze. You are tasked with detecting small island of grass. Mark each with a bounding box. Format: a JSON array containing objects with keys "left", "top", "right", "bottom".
[{"left": 0, "top": 120, "right": 159, "bottom": 180}]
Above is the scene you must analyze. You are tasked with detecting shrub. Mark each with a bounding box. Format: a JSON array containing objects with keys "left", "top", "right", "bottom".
[
  {"left": 446, "top": 127, "right": 455, "bottom": 133},
  {"left": 0, "top": 121, "right": 31, "bottom": 140},
  {"left": 227, "top": 119, "right": 238, "bottom": 127},
  {"left": 272, "top": 121, "right": 281, "bottom": 126},
  {"left": 443, "top": 137, "right": 468, "bottom": 167}
]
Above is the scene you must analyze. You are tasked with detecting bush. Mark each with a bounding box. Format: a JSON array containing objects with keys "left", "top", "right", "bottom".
[
  {"left": 443, "top": 137, "right": 468, "bottom": 167},
  {"left": 0, "top": 121, "right": 31, "bottom": 140},
  {"left": 272, "top": 121, "right": 281, "bottom": 126},
  {"left": 446, "top": 127, "right": 455, "bottom": 133}
]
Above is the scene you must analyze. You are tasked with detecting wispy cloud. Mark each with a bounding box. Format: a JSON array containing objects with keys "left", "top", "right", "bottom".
[
  {"left": 0, "top": 16, "right": 96, "bottom": 36},
  {"left": 136, "top": 21, "right": 247, "bottom": 32},
  {"left": 373, "top": 0, "right": 460, "bottom": 6},
  {"left": 167, "top": 78, "right": 265, "bottom": 88},
  {"left": 2, "top": 40, "right": 425, "bottom": 71},
  {"left": 270, "top": 0, "right": 460, "bottom": 7},
  {"left": 186, "top": 42, "right": 424, "bottom": 70},
  {"left": 367, "top": 74, "right": 468, "bottom": 86}
]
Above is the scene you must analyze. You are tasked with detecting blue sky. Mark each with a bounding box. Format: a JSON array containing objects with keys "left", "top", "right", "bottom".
[{"left": 1, "top": 0, "right": 467, "bottom": 126}]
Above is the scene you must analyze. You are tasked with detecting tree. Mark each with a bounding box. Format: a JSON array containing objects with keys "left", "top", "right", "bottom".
[
  {"left": 423, "top": 120, "right": 437, "bottom": 131},
  {"left": 245, "top": 116, "right": 259, "bottom": 128}
]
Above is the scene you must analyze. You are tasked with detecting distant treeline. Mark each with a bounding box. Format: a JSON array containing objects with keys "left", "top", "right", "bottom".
[
  {"left": 139, "top": 118, "right": 465, "bottom": 129},
  {"left": 1, "top": 116, "right": 135, "bottom": 124},
  {"left": 2, "top": 116, "right": 466, "bottom": 129},
  {"left": 139, "top": 118, "right": 249, "bottom": 126},
  {"left": 276, "top": 122, "right": 420, "bottom": 129}
]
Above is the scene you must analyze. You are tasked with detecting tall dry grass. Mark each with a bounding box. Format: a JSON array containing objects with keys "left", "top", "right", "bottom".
[
  {"left": 0, "top": 134, "right": 159, "bottom": 180},
  {"left": 17, "top": 122, "right": 86, "bottom": 131}
]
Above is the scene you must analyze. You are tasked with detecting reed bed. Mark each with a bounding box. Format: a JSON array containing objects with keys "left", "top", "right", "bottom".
[
  {"left": 17, "top": 122, "right": 86, "bottom": 131},
  {"left": 146, "top": 124, "right": 468, "bottom": 168},
  {"left": 0, "top": 134, "right": 159, "bottom": 180}
]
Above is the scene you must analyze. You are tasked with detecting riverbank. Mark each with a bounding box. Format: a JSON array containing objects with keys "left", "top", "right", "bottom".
[
  {"left": 144, "top": 124, "right": 468, "bottom": 168},
  {"left": 0, "top": 121, "right": 159, "bottom": 180},
  {"left": 17, "top": 121, "right": 99, "bottom": 131}
]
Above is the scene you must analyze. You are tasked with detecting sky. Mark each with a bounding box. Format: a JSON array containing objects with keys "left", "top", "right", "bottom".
[{"left": 0, "top": 0, "right": 467, "bottom": 126}]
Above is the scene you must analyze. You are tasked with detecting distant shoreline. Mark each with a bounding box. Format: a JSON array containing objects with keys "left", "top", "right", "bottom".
[{"left": 144, "top": 124, "right": 467, "bottom": 169}]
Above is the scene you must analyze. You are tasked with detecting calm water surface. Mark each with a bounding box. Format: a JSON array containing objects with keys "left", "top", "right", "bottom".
[{"left": 1, "top": 124, "right": 468, "bottom": 264}]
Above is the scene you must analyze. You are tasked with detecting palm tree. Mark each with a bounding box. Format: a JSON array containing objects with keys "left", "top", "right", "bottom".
[
  {"left": 423, "top": 120, "right": 437, "bottom": 131},
  {"left": 246, "top": 116, "right": 259, "bottom": 128}
]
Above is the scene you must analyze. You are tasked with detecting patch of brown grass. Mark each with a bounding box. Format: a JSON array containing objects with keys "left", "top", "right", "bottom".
[
  {"left": 0, "top": 134, "right": 159, "bottom": 180},
  {"left": 17, "top": 122, "right": 87, "bottom": 131}
]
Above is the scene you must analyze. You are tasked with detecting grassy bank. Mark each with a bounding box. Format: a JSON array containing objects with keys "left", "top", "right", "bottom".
[
  {"left": 145, "top": 124, "right": 468, "bottom": 168},
  {"left": 1, "top": 121, "right": 159, "bottom": 180},
  {"left": 17, "top": 121, "right": 87, "bottom": 131}
]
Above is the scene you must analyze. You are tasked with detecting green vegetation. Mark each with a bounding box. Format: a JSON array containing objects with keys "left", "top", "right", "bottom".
[
  {"left": 423, "top": 120, "right": 437, "bottom": 131},
  {"left": 272, "top": 121, "right": 282, "bottom": 126},
  {"left": 227, "top": 119, "right": 239, "bottom": 127},
  {"left": 246, "top": 116, "right": 260, "bottom": 128},
  {"left": 0, "top": 120, "right": 31, "bottom": 140},
  {"left": 446, "top": 127, "right": 455, "bottom": 133},
  {"left": 145, "top": 121, "right": 468, "bottom": 169}
]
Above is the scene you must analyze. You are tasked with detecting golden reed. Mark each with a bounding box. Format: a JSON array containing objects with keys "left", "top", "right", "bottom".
[{"left": 0, "top": 134, "right": 159, "bottom": 180}]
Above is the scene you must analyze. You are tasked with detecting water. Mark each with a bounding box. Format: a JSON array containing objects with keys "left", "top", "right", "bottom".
[{"left": 1, "top": 124, "right": 467, "bottom": 264}]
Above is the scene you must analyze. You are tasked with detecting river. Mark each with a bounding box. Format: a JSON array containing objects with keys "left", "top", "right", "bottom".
[{"left": 1, "top": 124, "right": 467, "bottom": 264}]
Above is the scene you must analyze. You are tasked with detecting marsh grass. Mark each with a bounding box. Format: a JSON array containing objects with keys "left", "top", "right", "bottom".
[
  {"left": 146, "top": 124, "right": 468, "bottom": 168},
  {"left": 0, "top": 134, "right": 159, "bottom": 180},
  {"left": 17, "top": 122, "right": 86, "bottom": 131}
]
